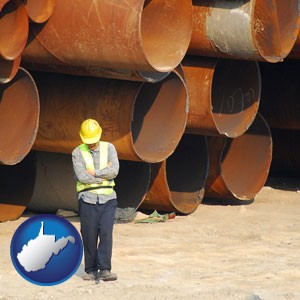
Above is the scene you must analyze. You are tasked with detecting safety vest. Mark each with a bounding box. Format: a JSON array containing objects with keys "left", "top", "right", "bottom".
[{"left": 76, "top": 142, "right": 115, "bottom": 195}]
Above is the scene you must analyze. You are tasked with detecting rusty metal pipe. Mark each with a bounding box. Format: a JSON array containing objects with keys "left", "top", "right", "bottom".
[
  {"left": 183, "top": 56, "right": 261, "bottom": 138},
  {"left": 259, "top": 60, "right": 300, "bottom": 131},
  {"left": 22, "top": 31, "right": 170, "bottom": 83},
  {"left": 140, "top": 134, "right": 209, "bottom": 215},
  {"left": 0, "top": 0, "right": 29, "bottom": 60},
  {"left": 0, "top": 67, "right": 40, "bottom": 165},
  {"left": 205, "top": 113, "right": 272, "bottom": 201},
  {"left": 22, "top": 0, "right": 192, "bottom": 79},
  {"left": 0, "top": 152, "right": 36, "bottom": 222},
  {"left": 0, "top": 55, "right": 20, "bottom": 84},
  {"left": 21, "top": 0, "right": 56, "bottom": 23},
  {"left": 189, "top": 0, "right": 300, "bottom": 63},
  {"left": 27, "top": 151, "right": 151, "bottom": 213},
  {"left": 31, "top": 71, "right": 188, "bottom": 163}
]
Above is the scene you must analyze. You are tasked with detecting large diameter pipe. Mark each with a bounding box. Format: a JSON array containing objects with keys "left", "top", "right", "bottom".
[
  {"left": 205, "top": 113, "right": 272, "bottom": 201},
  {"left": 0, "top": 0, "right": 28, "bottom": 60},
  {"left": 22, "top": 30, "right": 170, "bottom": 83},
  {"left": 0, "top": 68, "right": 40, "bottom": 165},
  {"left": 189, "top": 0, "right": 300, "bottom": 63},
  {"left": 0, "top": 152, "right": 36, "bottom": 222},
  {"left": 21, "top": 0, "right": 56, "bottom": 23},
  {"left": 183, "top": 56, "right": 261, "bottom": 138},
  {"left": 32, "top": 71, "right": 188, "bottom": 163},
  {"left": 0, "top": 55, "right": 20, "bottom": 84},
  {"left": 22, "top": 0, "right": 192, "bottom": 78},
  {"left": 27, "top": 151, "right": 151, "bottom": 213},
  {"left": 140, "top": 134, "right": 209, "bottom": 215},
  {"left": 269, "top": 129, "right": 300, "bottom": 178},
  {"left": 259, "top": 61, "right": 300, "bottom": 131}
]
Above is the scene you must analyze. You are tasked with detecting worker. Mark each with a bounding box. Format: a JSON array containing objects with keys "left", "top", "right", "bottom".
[{"left": 72, "top": 119, "right": 119, "bottom": 281}]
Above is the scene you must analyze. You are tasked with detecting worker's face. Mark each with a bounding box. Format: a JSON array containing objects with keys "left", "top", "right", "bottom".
[{"left": 87, "top": 142, "right": 98, "bottom": 151}]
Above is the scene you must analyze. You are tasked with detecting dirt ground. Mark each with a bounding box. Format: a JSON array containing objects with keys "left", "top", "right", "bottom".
[{"left": 1, "top": 177, "right": 300, "bottom": 300}]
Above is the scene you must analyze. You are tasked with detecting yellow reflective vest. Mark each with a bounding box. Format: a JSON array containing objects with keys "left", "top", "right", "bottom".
[{"left": 76, "top": 142, "right": 115, "bottom": 195}]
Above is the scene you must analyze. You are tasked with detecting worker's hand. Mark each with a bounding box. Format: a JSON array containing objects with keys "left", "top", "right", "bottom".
[{"left": 86, "top": 169, "right": 96, "bottom": 176}]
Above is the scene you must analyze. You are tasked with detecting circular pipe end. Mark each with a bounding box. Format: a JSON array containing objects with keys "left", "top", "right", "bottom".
[
  {"left": 253, "top": 0, "right": 300, "bottom": 62},
  {"left": 132, "top": 71, "right": 188, "bottom": 163},
  {"left": 141, "top": 0, "right": 192, "bottom": 72},
  {"left": 23, "top": 0, "right": 57, "bottom": 23},
  {"left": 0, "top": 67, "right": 40, "bottom": 165},
  {"left": 221, "top": 113, "right": 272, "bottom": 200},
  {"left": 0, "top": 1, "right": 29, "bottom": 60},
  {"left": 141, "top": 134, "right": 209, "bottom": 215},
  {"left": 212, "top": 60, "right": 261, "bottom": 138}
]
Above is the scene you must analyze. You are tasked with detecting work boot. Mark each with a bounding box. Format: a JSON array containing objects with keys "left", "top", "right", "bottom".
[
  {"left": 82, "top": 271, "right": 99, "bottom": 281},
  {"left": 99, "top": 270, "right": 118, "bottom": 281}
]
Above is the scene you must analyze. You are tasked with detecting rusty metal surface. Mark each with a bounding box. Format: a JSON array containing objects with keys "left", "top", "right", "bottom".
[
  {"left": 22, "top": 0, "right": 56, "bottom": 23},
  {"left": 141, "top": 134, "right": 209, "bottom": 215},
  {"left": 0, "top": 152, "right": 36, "bottom": 222},
  {"left": 32, "top": 71, "right": 187, "bottom": 163},
  {"left": 22, "top": 0, "right": 192, "bottom": 79},
  {"left": 22, "top": 33, "right": 170, "bottom": 82},
  {"left": 259, "top": 61, "right": 300, "bottom": 131},
  {"left": 183, "top": 56, "right": 261, "bottom": 138},
  {"left": 0, "top": 55, "right": 20, "bottom": 84},
  {"left": 205, "top": 113, "right": 272, "bottom": 201},
  {"left": 0, "top": 67, "right": 40, "bottom": 165},
  {"left": 28, "top": 151, "right": 150, "bottom": 213},
  {"left": 269, "top": 129, "right": 300, "bottom": 178},
  {"left": 0, "top": 0, "right": 28, "bottom": 60},
  {"left": 189, "top": 0, "right": 300, "bottom": 62}
]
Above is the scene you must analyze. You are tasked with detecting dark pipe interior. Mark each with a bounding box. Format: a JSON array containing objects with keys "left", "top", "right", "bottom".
[
  {"left": 212, "top": 60, "right": 261, "bottom": 137},
  {"left": 166, "top": 134, "right": 209, "bottom": 213}
]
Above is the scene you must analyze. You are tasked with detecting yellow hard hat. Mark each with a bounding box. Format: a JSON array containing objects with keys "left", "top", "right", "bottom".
[{"left": 79, "top": 119, "right": 102, "bottom": 144}]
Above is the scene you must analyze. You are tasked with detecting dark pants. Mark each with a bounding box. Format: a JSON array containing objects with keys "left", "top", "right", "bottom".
[{"left": 79, "top": 198, "right": 117, "bottom": 273}]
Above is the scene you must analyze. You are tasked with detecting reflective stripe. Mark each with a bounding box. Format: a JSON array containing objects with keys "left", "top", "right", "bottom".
[{"left": 76, "top": 142, "right": 115, "bottom": 194}]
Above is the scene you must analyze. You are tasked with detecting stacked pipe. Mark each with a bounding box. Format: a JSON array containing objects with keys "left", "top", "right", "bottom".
[
  {"left": 0, "top": 0, "right": 56, "bottom": 82},
  {"left": 183, "top": 0, "right": 299, "bottom": 203},
  {"left": 1, "top": 0, "right": 300, "bottom": 222},
  {"left": 0, "top": 0, "right": 56, "bottom": 220}
]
